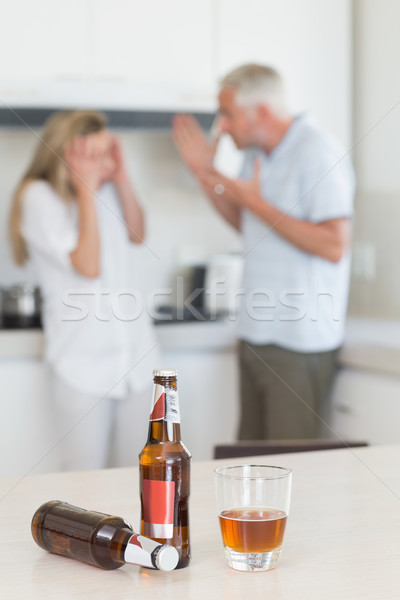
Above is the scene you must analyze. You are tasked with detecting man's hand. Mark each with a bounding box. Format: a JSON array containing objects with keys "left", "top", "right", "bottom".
[
  {"left": 198, "top": 160, "right": 263, "bottom": 210},
  {"left": 172, "top": 115, "right": 219, "bottom": 175}
]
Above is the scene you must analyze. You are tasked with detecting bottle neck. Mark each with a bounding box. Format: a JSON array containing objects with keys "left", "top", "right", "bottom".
[
  {"left": 124, "top": 533, "right": 179, "bottom": 571},
  {"left": 147, "top": 378, "right": 181, "bottom": 444},
  {"left": 147, "top": 421, "right": 182, "bottom": 443},
  {"left": 112, "top": 527, "right": 135, "bottom": 565}
]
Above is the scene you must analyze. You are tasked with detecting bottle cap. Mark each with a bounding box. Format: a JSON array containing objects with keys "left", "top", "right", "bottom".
[
  {"left": 155, "top": 545, "right": 179, "bottom": 571},
  {"left": 153, "top": 369, "right": 178, "bottom": 378}
]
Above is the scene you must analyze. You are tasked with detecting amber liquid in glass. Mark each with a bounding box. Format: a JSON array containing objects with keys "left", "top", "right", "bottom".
[{"left": 218, "top": 507, "right": 287, "bottom": 553}]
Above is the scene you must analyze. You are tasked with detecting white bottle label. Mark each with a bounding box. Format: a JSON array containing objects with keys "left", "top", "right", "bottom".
[{"left": 124, "top": 534, "right": 161, "bottom": 569}]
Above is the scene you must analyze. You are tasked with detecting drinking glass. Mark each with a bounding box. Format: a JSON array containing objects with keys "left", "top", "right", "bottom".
[{"left": 214, "top": 465, "right": 292, "bottom": 572}]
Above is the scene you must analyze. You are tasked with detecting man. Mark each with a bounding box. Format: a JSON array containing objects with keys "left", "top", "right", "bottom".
[{"left": 172, "top": 63, "right": 354, "bottom": 440}]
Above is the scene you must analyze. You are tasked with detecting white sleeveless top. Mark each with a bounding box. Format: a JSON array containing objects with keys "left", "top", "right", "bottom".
[{"left": 21, "top": 180, "right": 159, "bottom": 396}]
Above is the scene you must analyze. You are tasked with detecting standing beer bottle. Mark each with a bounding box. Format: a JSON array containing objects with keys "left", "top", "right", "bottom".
[{"left": 139, "top": 369, "right": 191, "bottom": 568}]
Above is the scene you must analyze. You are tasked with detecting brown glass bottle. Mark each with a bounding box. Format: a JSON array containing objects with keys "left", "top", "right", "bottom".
[
  {"left": 139, "top": 369, "right": 191, "bottom": 569},
  {"left": 31, "top": 500, "right": 178, "bottom": 571}
]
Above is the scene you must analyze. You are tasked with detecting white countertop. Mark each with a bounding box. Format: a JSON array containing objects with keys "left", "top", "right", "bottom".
[
  {"left": 0, "top": 318, "right": 238, "bottom": 360},
  {"left": 0, "top": 445, "right": 399, "bottom": 599},
  {"left": 0, "top": 328, "right": 44, "bottom": 359},
  {"left": 338, "top": 317, "right": 400, "bottom": 376},
  {"left": 2, "top": 316, "right": 400, "bottom": 378},
  {"left": 154, "top": 317, "right": 237, "bottom": 351}
]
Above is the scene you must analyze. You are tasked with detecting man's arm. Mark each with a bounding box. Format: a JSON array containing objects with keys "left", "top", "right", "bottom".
[
  {"left": 248, "top": 204, "right": 350, "bottom": 263},
  {"left": 202, "top": 184, "right": 242, "bottom": 231},
  {"left": 198, "top": 162, "right": 351, "bottom": 263},
  {"left": 172, "top": 115, "right": 241, "bottom": 231}
]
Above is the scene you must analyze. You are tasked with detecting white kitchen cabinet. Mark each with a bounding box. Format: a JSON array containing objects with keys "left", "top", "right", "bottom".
[
  {"left": 92, "top": 0, "right": 216, "bottom": 89},
  {"left": 155, "top": 320, "right": 240, "bottom": 460},
  {"left": 161, "top": 347, "right": 240, "bottom": 461},
  {"left": 0, "top": 0, "right": 89, "bottom": 81},
  {"left": 0, "top": 358, "right": 60, "bottom": 478},
  {"left": 0, "top": 0, "right": 217, "bottom": 111},
  {"left": 330, "top": 318, "right": 400, "bottom": 445},
  {"left": 1, "top": 0, "right": 352, "bottom": 132},
  {"left": 217, "top": 0, "right": 353, "bottom": 147},
  {"left": 330, "top": 367, "right": 400, "bottom": 445},
  {"left": 0, "top": 323, "right": 239, "bottom": 475}
]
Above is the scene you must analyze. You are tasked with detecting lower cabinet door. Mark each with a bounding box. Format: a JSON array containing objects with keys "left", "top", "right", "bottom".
[
  {"left": 160, "top": 347, "right": 240, "bottom": 460},
  {"left": 330, "top": 367, "right": 400, "bottom": 445},
  {"left": 0, "top": 359, "right": 60, "bottom": 477}
]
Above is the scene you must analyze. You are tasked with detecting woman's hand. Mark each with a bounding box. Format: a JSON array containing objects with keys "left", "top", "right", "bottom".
[{"left": 65, "top": 135, "right": 104, "bottom": 194}]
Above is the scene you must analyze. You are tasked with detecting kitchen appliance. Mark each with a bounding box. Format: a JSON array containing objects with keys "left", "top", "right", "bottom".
[
  {"left": 153, "top": 265, "right": 209, "bottom": 324},
  {"left": 203, "top": 253, "right": 244, "bottom": 317},
  {"left": 1, "top": 283, "right": 42, "bottom": 328},
  {"left": 152, "top": 254, "right": 244, "bottom": 324}
]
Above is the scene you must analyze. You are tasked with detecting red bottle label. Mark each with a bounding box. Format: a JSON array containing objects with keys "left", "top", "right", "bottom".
[
  {"left": 149, "top": 384, "right": 180, "bottom": 423},
  {"left": 142, "top": 479, "right": 175, "bottom": 538},
  {"left": 149, "top": 384, "right": 166, "bottom": 420}
]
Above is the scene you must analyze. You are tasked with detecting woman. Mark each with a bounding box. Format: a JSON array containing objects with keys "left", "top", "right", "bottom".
[{"left": 9, "top": 111, "right": 159, "bottom": 471}]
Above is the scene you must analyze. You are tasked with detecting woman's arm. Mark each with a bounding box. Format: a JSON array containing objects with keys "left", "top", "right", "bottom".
[
  {"left": 113, "top": 179, "right": 145, "bottom": 243},
  {"left": 65, "top": 136, "right": 102, "bottom": 278},
  {"left": 110, "top": 136, "right": 145, "bottom": 243},
  {"left": 69, "top": 188, "right": 100, "bottom": 278}
]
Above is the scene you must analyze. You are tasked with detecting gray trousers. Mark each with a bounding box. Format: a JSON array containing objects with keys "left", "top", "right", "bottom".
[{"left": 238, "top": 341, "right": 339, "bottom": 440}]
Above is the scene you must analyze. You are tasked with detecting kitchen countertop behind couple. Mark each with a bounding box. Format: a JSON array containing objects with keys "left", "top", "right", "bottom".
[
  {"left": 2, "top": 318, "right": 400, "bottom": 376},
  {"left": 0, "top": 317, "right": 238, "bottom": 360}
]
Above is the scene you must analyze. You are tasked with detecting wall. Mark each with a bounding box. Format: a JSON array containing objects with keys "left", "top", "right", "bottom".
[
  {"left": 7, "top": 1, "right": 399, "bottom": 321},
  {"left": 0, "top": 129, "right": 242, "bottom": 301},
  {"left": 348, "top": 0, "right": 400, "bottom": 318},
  {"left": 0, "top": 0, "right": 353, "bottom": 310}
]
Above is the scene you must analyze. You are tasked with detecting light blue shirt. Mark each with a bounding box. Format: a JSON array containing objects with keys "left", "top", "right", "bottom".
[{"left": 237, "top": 114, "right": 355, "bottom": 352}]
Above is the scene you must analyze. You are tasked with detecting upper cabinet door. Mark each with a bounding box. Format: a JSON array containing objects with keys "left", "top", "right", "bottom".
[
  {"left": 0, "top": 0, "right": 90, "bottom": 108},
  {"left": 92, "top": 0, "right": 216, "bottom": 99},
  {"left": 0, "top": 0, "right": 217, "bottom": 111},
  {"left": 217, "top": 0, "right": 352, "bottom": 147},
  {"left": 0, "top": 0, "right": 89, "bottom": 80}
]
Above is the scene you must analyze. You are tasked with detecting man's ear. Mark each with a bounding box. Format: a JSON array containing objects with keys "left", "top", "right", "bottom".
[{"left": 255, "top": 104, "right": 271, "bottom": 123}]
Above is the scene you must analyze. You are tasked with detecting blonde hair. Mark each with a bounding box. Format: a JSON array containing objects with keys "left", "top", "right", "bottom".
[
  {"left": 9, "top": 110, "right": 107, "bottom": 265},
  {"left": 220, "top": 63, "right": 287, "bottom": 117}
]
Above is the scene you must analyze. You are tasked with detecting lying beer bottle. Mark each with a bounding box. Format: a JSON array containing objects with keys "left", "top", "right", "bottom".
[
  {"left": 31, "top": 500, "right": 179, "bottom": 571},
  {"left": 139, "top": 369, "right": 191, "bottom": 568}
]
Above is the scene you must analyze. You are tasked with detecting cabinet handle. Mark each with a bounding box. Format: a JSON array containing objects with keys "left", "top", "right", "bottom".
[{"left": 335, "top": 404, "right": 354, "bottom": 415}]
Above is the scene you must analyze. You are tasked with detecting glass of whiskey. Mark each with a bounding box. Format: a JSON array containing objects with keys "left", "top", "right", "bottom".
[{"left": 214, "top": 464, "right": 292, "bottom": 572}]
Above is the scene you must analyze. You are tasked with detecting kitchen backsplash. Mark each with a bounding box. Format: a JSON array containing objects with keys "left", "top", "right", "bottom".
[
  {"left": 348, "top": 191, "right": 400, "bottom": 319},
  {"left": 1, "top": 127, "right": 398, "bottom": 320}
]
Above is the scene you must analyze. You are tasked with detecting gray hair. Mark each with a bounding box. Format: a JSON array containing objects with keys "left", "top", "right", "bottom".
[{"left": 220, "top": 64, "right": 287, "bottom": 116}]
